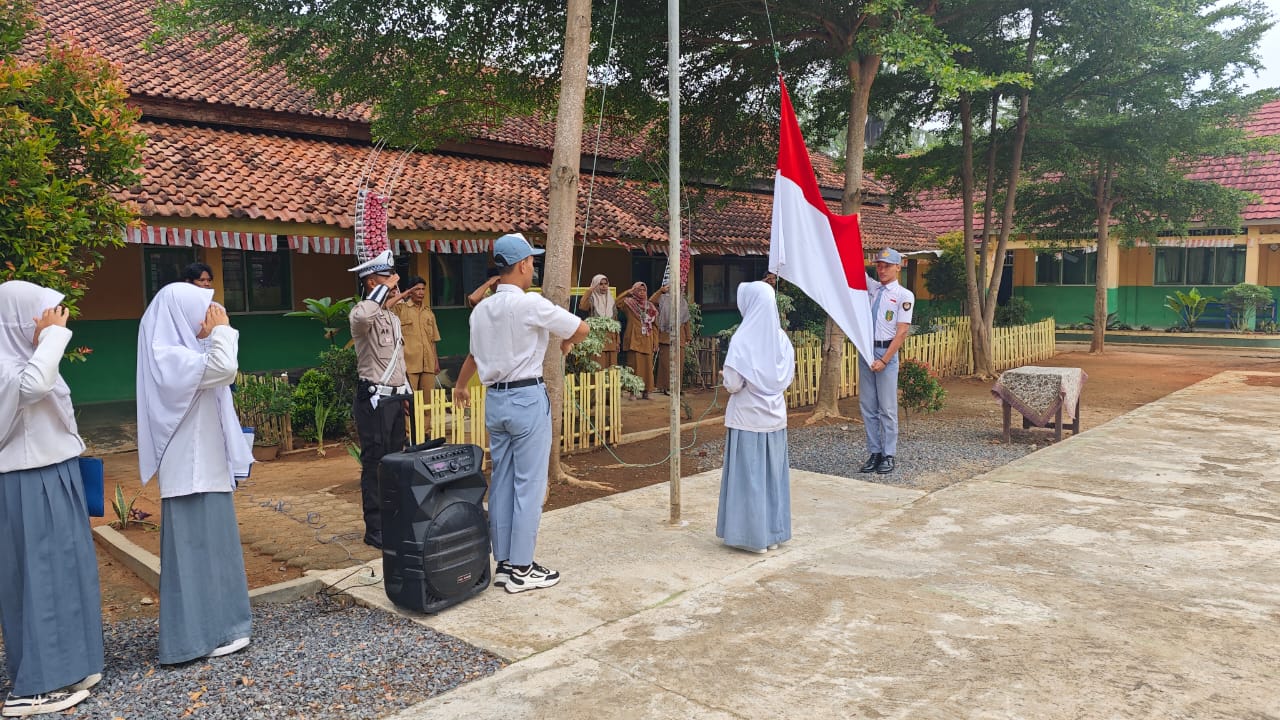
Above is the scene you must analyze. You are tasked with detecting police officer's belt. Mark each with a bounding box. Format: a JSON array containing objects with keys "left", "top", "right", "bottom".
[
  {"left": 488, "top": 377, "right": 544, "bottom": 391},
  {"left": 360, "top": 379, "right": 412, "bottom": 397}
]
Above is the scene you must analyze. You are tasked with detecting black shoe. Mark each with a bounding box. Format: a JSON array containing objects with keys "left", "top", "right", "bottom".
[
  {"left": 363, "top": 533, "right": 383, "bottom": 549},
  {"left": 859, "top": 453, "right": 883, "bottom": 473},
  {"left": 876, "top": 455, "right": 896, "bottom": 474}
]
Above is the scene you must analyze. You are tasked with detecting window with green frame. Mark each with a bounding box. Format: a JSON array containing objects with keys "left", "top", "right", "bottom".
[
  {"left": 1034, "top": 250, "right": 1096, "bottom": 286},
  {"left": 143, "top": 247, "right": 198, "bottom": 303},
  {"left": 430, "top": 252, "right": 491, "bottom": 307},
  {"left": 1153, "top": 246, "right": 1245, "bottom": 286},
  {"left": 221, "top": 247, "right": 292, "bottom": 312}
]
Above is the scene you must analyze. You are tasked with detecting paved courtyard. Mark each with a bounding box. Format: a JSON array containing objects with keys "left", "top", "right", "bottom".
[{"left": 318, "top": 370, "right": 1280, "bottom": 719}]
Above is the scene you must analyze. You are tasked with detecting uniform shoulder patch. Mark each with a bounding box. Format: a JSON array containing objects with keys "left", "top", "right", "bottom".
[{"left": 902, "top": 301, "right": 913, "bottom": 311}]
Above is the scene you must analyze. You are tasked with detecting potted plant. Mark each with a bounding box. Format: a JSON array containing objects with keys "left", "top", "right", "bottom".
[{"left": 234, "top": 375, "right": 294, "bottom": 460}]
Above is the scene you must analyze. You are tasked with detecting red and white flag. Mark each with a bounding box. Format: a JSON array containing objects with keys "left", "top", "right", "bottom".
[{"left": 768, "top": 78, "right": 874, "bottom": 366}]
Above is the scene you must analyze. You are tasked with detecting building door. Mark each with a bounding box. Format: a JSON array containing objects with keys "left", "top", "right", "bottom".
[{"left": 997, "top": 253, "right": 1014, "bottom": 306}]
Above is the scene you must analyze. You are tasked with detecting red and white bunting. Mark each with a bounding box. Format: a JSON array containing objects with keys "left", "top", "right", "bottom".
[
  {"left": 124, "top": 226, "right": 277, "bottom": 251},
  {"left": 1135, "top": 238, "right": 1239, "bottom": 249},
  {"left": 288, "top": 236, "right": 354, "bottom": 255},
  {"left": 427, "top": 238, "right": 494, "bottom": 254}
]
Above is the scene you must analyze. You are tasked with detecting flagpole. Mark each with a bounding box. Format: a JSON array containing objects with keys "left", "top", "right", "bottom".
[{"left": 667, "top": 0, "right": 682, "bottom": 525}]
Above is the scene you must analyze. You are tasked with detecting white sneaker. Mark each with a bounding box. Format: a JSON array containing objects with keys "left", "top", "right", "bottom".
[
  {"left": 206, "top": 636, "right": 251, "bottom": 658},
  {"left": 493, "top": 561, "right": 513, "bottom": 588},
  {"left": 505, "top": 562, "right": 561, "bottom": 593},
  {"left": 63, "top": 674, "right": 101, "bottom": 693},
  {"left": 3, "top": 690, "right": 90, "bottom": 717}
]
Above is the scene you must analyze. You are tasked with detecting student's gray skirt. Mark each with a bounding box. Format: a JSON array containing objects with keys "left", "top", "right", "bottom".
[
  {"left": 716, "top": 428, "right": 791, "bottom": 552},
  {"left": 159, "top": 491, "right": 251, "bottom": 665},
  {"left": 0, "top": 458, "right": 104, "bottom": 696}
]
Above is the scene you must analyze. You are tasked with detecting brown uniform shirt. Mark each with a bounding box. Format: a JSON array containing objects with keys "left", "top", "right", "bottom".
[
  {"left": 350, "top": 298, "right": 407, "bottom": 387},
  {"left": 392, "top": 300, "right": 441, "bottom": 373}
]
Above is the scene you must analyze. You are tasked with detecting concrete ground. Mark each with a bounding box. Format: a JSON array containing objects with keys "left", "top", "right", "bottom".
[{"left": 317, "top": 370, "right": 1280, "bottom": 719}]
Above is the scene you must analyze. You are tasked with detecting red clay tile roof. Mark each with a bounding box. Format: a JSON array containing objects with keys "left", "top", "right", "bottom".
[
  {"left": 897, "top": 189, "right": 989, "bottom": 238},
  {"left": 126, "top": 121, "right": 936, "bottom": 252},
  {"left": 1185, "top": 99, "right": 1280, "bottom": 222}
]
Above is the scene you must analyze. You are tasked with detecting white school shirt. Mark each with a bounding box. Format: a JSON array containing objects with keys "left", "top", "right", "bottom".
[
  {"left": 0, "top": 326, "right": 85, "bottom": 473},
  {"left": 722, "top": 366, "right": 791, "bottom": 433},
  {"left": 469, "top": 285, "right": 583, "bottom": 386},
  {"left": 865, "top": 276, "right": 915, "bottom": 341},
  {"left": 156, "top": 325, "right": 242, "bottom": 498}
]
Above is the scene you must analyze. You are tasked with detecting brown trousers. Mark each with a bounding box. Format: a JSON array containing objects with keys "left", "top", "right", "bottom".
[
  {"left": 590, "top": 350, "right": 618, "bottom": 370},
  {"left": 655, "top": 343, "right": 682, "bottom": 392},
  {"left": 407, "top": 372, "right": 436, "bottom": 393}
]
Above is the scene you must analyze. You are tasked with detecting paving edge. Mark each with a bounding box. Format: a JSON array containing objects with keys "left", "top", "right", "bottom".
[{"left": 93, "top": 525, "right": 325, "bottom": 604}]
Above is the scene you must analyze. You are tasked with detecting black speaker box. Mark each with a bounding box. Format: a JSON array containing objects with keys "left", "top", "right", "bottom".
[{"left": 378, "top": 440, "right": 491, "bottom": 613}]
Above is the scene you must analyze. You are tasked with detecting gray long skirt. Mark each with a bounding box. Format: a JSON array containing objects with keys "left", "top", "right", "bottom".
[
  {"left": 716, "top": 428, "right": 791, "bottom": 552},
  {"left": 0, "top": 458, "right": 104, "bottom": 696},
  {"left": 159, "top": 491, "right": 251, "bottom": 664}
]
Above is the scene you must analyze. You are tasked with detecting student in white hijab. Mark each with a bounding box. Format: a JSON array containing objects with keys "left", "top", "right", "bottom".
[
  {"left": 716, "top": 281, "right": 795, "bottom": 554},
  {"left": 136, "top": 282, "right": 253, "bottom": 665},
  {"left": 576, "top": 274, "right": 620, "bottom": 368},
  {"left": 0, "top": 281, "right": 102, "bottom": 717}
]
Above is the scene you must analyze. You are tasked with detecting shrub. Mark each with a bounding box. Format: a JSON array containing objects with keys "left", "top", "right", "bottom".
[
  {"left": 1164, "top": 288, "right": 1213, "bottom": 330},
  {"left": 233, "top": 375, "right": 292, "bottom": 445},
  {"left": 318, "top": 345, "right": 358, "bottom": 401},
  {"left": 567, "top": 315, "right": 620, "bottom": 374},
  {"left": 1220, "top": 283, "right": 1274, "bottom": 331},
  {"left": 292, "top": 369, "right": 346, "bottom": 439},
  {"left": 898, "top": 358, "right": 946, "bottom": 415},
  {"left": 995, "top": 297, "right": 1033, "bottom": 327}
]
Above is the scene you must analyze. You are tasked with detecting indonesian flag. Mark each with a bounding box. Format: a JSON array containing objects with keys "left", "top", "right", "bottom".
[{"left": 768, "top": 78, "right": 874, "bottom": 366}]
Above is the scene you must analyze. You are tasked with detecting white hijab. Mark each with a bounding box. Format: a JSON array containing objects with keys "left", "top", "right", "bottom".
[
  {"left": 724, "top": 281, "right": 794, "bottom": 396},
  {"left": 587, "top": 274, "right": 615, "bottom": 318},
  {"left": 136, "top": 282, "right": 252, "bottom": 484},
  {"left": 0, "top": 281, "right": 77, "bottom": 434},
  {"left": 657, "top": 292, "right": 691, "bottom": 334}
]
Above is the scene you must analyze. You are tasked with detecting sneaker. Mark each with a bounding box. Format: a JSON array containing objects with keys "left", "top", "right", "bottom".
[
  {"left": 505, "top": 562, "right": 561, "bottom": 594},
  {"left": 206, "top": 637, "right": 250, "bottom": 658},
  {"left": 63, "top": 674, "right": 101, "bottom": 693},
  {"left": 3, "top": 690, "right": 90, "bottom": 717},
  {"left": 493, "top": 561, "right": 513, "bottom": 588}
]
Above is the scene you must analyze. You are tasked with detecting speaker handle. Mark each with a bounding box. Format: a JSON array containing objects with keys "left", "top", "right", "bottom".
[{"left": 405, "top": 437, "right": 447, "bottom": 454}]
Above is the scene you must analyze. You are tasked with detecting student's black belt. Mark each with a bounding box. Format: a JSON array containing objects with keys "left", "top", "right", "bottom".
[
  {"left": 874, "top": 340, "right": 893, "bottom": 349},
  {"left": 489, "top": 377, "right": 544, "bottom": 391}
]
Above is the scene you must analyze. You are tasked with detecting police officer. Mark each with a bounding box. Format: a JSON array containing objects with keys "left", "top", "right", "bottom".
[
  {"left": 348, "top": 249, "right": 410, "bottom": 548},
  {"left": 858, "top": 247, "right": 914, "bottom": 475},
  {"left": 454, "top": 233, "right": 588, "bottom": 594}
]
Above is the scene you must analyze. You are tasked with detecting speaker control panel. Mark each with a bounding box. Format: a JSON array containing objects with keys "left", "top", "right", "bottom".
[{"left": 418, "top": 446, "right": 477, "bottom": 479}]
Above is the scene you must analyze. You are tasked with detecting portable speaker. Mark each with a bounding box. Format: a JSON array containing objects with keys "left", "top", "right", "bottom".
[{"left": 378, "top": 440, "right": 491, "bottom": 613}]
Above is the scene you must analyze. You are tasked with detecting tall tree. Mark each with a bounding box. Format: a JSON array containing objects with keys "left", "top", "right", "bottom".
[
  {"left": 1019, "top": 0, "right": 1274, "bottom": 353},
  {"left": 0, "top": 0, "right": 145, "bottom": 316}
]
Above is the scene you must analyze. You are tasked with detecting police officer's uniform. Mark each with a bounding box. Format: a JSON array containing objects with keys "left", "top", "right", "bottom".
[
  {"left": 859, "top": 247, "right": 914, "bottom": 470},
  {"left": 348, "top": 250, "right": 410, "bottom": 547},
  {"left": 468, "top": 236, "right": 582, "bottom": 581}
]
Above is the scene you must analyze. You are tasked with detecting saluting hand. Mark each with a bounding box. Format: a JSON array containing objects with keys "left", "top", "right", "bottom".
[
  {"left": 197, "top": 304, "right": 229, "bottom": 339},
  {"left": 31, "top": 306, "right": 69, "bottom": 346}
]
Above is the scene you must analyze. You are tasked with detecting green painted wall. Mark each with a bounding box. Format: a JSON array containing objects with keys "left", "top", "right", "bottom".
[
  {"left": 700, "top": 309, "right": 742, "bottom": 336},
  {"left": 436, "top": 307, "right": 472, "bottom": 356},
  {"left": 1014, "top": 286, "right": 1098, "bottom": 325},
  {"left": 1015, "top": 284, "right": 1280, "bottom": 329}
]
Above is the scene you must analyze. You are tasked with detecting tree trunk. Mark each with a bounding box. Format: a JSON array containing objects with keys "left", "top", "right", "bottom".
[
  {"left": 543, "top": 0, "right": 591, "bottom": 485},
  {"left": 959, "top": 93, "right": 992, "bottom": 376},
  {"left": 1091, "top": 162, "right": 1116, "bottom": 354},
  {"left": 810, "top": 54, "right": 879, "bottom": 423}
]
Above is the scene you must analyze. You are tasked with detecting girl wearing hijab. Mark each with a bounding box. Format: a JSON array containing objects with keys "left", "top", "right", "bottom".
[
  {"left": 576, "top": 274, "right": 620, "bottom": 368},
  {"left": 716, "top": 281, "right": 795, "bottom": 554},
  {"left": 136, "top": 282, "right": 253, "bottom": 665},
  {"left": 655, "top": 286, "right": 692, "bottom": 394},
  {"left": 616, "top": 282, "right": 665, "bottom": 399},
  {"left": 0, "top": 281, "right": 103, "bottom": 717}
]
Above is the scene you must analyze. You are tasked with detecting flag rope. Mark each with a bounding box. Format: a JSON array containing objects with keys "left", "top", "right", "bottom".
[{"left": 574, "top": 0, "right": 623, "bottom": 288}]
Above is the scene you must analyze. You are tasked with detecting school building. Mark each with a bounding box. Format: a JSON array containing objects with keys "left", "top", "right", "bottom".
[
  {"left": 39, "top": 0, "right": 938, "bottom": 404},
  {"left": 900, "top": 100, "right": 1280, "bottom": 329}
]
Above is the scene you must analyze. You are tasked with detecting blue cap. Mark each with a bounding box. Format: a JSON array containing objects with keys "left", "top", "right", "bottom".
[
  {"left": 493, "top": 233, "right": 544, "bottom": 267},
  {"left": 875, "top": 247, "right": 903, "bottom": 265}
]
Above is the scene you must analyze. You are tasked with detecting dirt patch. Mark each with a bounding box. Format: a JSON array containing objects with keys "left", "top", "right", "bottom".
[{"left": 1244, "top": 374, "right": 1280, "bottom": 387}]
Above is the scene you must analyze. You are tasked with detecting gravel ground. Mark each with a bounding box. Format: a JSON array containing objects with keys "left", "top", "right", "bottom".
[
  {"left": 697, "top": 416, "right": 1041, "bottom": 489},
  {"left": 0, "top": 594, "right": 503, "bottom": 719}
]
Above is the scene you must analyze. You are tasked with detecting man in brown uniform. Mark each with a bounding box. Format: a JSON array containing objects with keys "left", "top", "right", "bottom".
[
  {"left": 392, "top": 276, "right": 441, "bottom": 393},
  {"left": 655, "top": 286, "right": 692, "bottom": 394},
  {"left": 348, "top": 249, "right": 410, "bottom": 549}
]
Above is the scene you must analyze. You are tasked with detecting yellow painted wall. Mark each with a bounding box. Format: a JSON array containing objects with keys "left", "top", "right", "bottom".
[
  {"left": 293, "top": 252, "right": 357, "bottom": 304},
  {"left": 1012, "top": 249, "right": 1035, "bottom": 287},
  {"left": 78, "top": 245, "right": 145, "bottom": 320},
  {"left": 575, "top": 246, "right": 633, "bottom": 290},
  {"left": 1119, "top": 247, "right": 1155, "bottom": 287},
  {"left": 1260, "top": 245, "right": 1280, "bottom": 285}
]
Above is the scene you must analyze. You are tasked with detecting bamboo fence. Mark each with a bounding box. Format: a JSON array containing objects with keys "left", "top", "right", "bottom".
[
  {"left": 410, "top": 367, "right": 623, "bottom": 453},
  {"left": 233, "top": 372, "right": 293, "bottom": 449},
  {"left": 784, "top": 317, "right": 1056, "bottom": 407}
]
